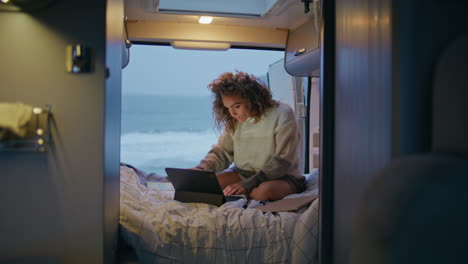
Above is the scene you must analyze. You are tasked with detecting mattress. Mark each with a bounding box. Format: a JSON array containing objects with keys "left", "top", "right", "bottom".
[{"left": 119, "top": 166, "right": 319, "bottom": 264}]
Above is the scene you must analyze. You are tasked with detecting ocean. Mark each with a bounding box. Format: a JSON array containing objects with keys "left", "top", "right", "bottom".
[{"left": 121, "top": 94, "right": 219, "bottom": 176}]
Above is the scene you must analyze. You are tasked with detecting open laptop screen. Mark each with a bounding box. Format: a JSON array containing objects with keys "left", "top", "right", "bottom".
[{"left": 165, "top": 168, "right": 223, "bottom": 195}]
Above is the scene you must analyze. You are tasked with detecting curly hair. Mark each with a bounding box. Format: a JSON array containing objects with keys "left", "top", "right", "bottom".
[{"left": 209, "top": 71, "right": 278, "bottom": 133}]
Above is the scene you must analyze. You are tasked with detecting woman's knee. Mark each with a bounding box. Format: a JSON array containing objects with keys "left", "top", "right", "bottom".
[
  {"left": 249, "top": 180, "right": 293, "bottom": 201},
  {"left": 249, "top": 185, "right": 269, "bottom": 201}
]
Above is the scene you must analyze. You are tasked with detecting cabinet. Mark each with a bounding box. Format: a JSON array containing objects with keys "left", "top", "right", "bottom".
[{"left": 285, "top": 18, "right": 320, "bottom": 77}]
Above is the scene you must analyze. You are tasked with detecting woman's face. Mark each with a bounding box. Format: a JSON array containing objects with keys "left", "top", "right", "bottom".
[{"left": 221, "top": 94, "right": 250, "bottom": 123}]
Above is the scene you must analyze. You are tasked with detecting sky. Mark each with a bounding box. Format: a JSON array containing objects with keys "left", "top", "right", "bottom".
[{"left": 122, "top": 45, "right": 284, "bottom": 96}]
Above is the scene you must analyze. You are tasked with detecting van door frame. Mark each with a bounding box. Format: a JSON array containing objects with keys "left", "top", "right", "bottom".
[{"left": 318, "top": 0, "right": 335, "bottom": 263}]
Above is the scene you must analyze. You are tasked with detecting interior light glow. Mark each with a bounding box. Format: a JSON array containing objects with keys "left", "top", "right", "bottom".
[
  {"left": 33, "top": 107, "right": 43, "bottom": 114},
  {"left": 172, "top": 41, "right": 230, "bottom": 51},
  {"left": 1, "top": 0, "right": 10, "bottom": 3},
  {"left": 199, "top": 16, "right": 213, "bottom": 24}
]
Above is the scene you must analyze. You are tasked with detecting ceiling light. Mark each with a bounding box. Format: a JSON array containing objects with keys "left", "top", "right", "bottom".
[
  {"left": 1, "top": 0, "right": 10, "bottom": 3},
  {"left": 171, "top": 41, "right": 230, "bottom": 51},
  {"left": 198, "top": 16, "right": 213, "bottom": 24}
]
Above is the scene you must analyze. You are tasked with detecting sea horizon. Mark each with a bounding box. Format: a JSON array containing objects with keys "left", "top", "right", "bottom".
[{"left": 120, "top": 94, "right": 218, "bottom": 176}]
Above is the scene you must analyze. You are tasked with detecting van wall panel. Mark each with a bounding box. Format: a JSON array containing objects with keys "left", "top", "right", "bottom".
[
  {"left": 0, "top": 0, "right": 123, "bottom": 262},
  {"left": 104, "top": 0, "right": 124, "bottom": 261},
  {"left": 333, "top": 0, "right": 392, "bottom": 263}
]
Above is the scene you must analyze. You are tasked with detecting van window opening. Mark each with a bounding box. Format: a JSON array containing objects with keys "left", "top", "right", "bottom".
[{"left": 121, "top": 44, "right": 284, "bottom": 176}]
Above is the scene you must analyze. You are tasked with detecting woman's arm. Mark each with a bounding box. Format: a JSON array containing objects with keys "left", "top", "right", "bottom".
[{"left": 195, "top": 131, "right": 234, "bottom": 173}]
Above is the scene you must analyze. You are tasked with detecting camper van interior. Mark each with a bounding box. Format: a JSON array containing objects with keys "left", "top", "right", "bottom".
[
  {"left": 118, "top": 1, "right": 322, "bottom": 262},
  {"left": 1, "top": 0, "right": 467, "bottom": 263}
]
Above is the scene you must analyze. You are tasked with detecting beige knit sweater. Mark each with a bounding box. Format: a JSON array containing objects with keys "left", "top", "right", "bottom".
[{"left": 197, "top": 102, "right": 302, "bottom": 191}]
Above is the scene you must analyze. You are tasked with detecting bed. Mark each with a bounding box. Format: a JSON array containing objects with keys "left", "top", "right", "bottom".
[{"left": 119, "top": 165, "right": 319, "bottom": 264}]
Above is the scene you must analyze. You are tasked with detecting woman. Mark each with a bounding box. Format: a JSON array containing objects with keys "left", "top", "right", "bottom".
[{"left": 193, "top": 71, "right": 305, "bottom": 201}]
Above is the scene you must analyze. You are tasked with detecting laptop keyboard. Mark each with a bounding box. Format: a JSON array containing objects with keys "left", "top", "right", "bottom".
[{"left": 225, "top": 195, "right": 245, "bottom": 202}]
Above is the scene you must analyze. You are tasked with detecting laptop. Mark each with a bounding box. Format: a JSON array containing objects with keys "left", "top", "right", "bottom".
[{"left": 165, "top": 167, "right": 244, "bottom": 206}]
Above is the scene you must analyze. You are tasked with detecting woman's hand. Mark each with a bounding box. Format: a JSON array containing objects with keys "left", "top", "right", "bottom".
[{"left": 223, "top": 182, "right": 247, "bottom": 196}]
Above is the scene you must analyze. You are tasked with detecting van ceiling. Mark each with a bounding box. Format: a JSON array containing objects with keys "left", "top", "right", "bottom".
[
  {"left": 124, "top": 0, "right": 314, "bottom": 30},
  {"left": 158, "top": 0, "right": 277, "bottom": 17}
]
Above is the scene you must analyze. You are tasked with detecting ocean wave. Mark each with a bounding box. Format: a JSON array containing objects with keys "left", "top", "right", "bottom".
[{"left": 121, "top": 130, "right": 218, "bottom": 175}]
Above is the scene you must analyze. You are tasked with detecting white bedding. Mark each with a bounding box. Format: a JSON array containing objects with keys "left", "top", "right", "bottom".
[{"left": 119, "top": 166, "right": 319, "bottom": 264}]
